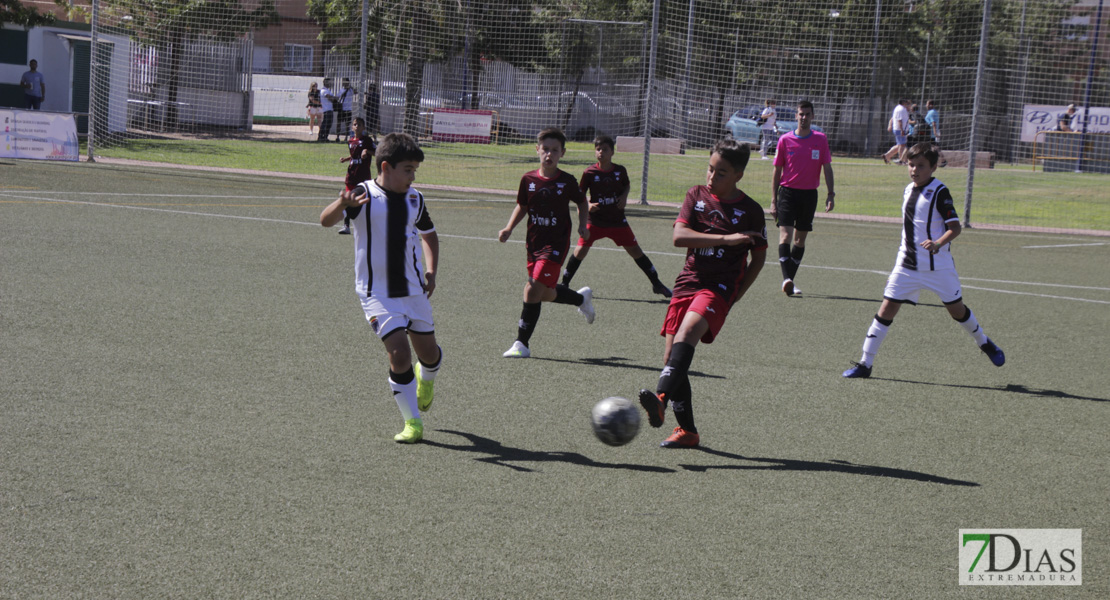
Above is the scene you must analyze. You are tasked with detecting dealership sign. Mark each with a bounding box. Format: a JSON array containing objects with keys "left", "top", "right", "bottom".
[{"left": 1021, "top": 105, "right": 1110, "bottom": 142}]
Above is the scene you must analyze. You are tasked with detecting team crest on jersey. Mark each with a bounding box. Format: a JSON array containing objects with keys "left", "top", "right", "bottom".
[
  {"left": 924, "top": 189, "right": 934, "bottom": 199},
  {"left": 408, "top": 193, "right": 419, "bottom": 208},
  {"left": 556, "top": 182, "right": 565, "bottom": 195},
  {"left": 695, "top": 200, "right": 706, "bottom": 212},
  {"left": 594, "top": 175, "right": 601, "bottom": 182},
  {"left": 731, "top": 208, "right": 745, "bottom": 224}
]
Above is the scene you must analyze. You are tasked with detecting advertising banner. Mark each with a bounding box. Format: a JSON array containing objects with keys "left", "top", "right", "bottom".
[
  {"left": 1, "top": 110, "right": 80, "bottom": 161},
  {"left": 1020, "top": 105, "right": 1110, "bottom": 142},
  {"left": 431, "top": 108, "right": 493, "bottom": 143}
]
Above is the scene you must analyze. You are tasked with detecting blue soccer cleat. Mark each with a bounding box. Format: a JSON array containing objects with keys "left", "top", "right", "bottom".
[
  {"left": 980, "top": 339, "right": 1005, "bottom": 367},
  {"left": 841, "top": 362, "right": 872, "bottom": 378}
]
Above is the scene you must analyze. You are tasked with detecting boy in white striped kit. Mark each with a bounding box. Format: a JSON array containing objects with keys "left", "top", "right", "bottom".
[
  {"left": 842, "top": 143, "right": 1004, "bottom": 378},
  {"left": 320, "top": 133, "right": 443, "bottom": 442}
]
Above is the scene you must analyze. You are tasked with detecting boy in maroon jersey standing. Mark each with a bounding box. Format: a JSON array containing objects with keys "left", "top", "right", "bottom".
[
  {"left": 560, "top": 135, "right": 671, "bottom": 298},
  {"left": 337, "top": 117, "right": 377, "bottom": 235},
  {"left": 498, "top": 128, "right": 596, "bottom": 359},
  {"left": 639, "top": 139, "right": 767, "bottom": 448}
]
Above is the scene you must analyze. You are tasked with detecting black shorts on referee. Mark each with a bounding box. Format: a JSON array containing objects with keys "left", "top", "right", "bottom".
[{"left": 775, "top": 186, "right": 819, "bottom": 231}]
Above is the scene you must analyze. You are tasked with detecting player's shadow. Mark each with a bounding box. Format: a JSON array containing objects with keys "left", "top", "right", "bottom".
[
  {"left": 424, "top": 429, "right": 676, "bottom": 473},
  {"left": 592, "top": 294, "right": 670, "bottom": 305},
  {"left": 871, "top": 378, "right": 1108, "bottom": 404},
  {"left": 682, "top": 447, "right": 980, "bottom": 487},
  {"left": 531, "top": 355, "right": 724, "bottom": 379}
]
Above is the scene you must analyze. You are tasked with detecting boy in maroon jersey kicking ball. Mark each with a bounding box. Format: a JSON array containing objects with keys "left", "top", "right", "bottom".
[
  {"left": 498, "top": 128, "right": 596, "bottom": 359},
  {"left": 337, "top": 117, "right": 377, "bottom": 235},
  {"left": 639, "top": 139, "right": 767, "bottom": 448},
  {"left": 560, "top": 135, "right": 671, "bottom": 298}
]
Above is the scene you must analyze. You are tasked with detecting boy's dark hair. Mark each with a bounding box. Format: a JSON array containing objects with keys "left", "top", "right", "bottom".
[
  {"left": 905, "top": 142, "right": 939, "bottom": 167},
  {"left": 926, "top": 99, "right": 936, "bottom": 109},
  {"left": 375, "top": 133, "right": 424, "bottom": 172},
  {"left": 797, "top": 99, "right": 814, "bottom": 113},
  {"left": 593, "top": 134, "right": 615, "bottom": 150},
  {"left": 354, "top": 116, "right": 365, "bottom": 127},
  {"left": 711, "top": 138, "right": 750, "bottom": 171},
  {"left": 537, "top": 127, "right": 567, "bottom": 148}
]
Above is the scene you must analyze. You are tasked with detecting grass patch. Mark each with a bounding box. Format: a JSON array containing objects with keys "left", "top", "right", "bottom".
[{"left": 92, "top": 136, "right": 1110, "bottom": 231}]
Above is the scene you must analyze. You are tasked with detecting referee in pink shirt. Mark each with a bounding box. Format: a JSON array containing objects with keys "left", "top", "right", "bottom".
[{"left": 770, "top": 100, "right": 835, "bottom": 297}]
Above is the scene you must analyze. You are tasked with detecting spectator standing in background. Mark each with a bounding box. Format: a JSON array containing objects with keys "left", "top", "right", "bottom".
[{"left": 20, "top": 59, "right": 45, "bottom": 110}]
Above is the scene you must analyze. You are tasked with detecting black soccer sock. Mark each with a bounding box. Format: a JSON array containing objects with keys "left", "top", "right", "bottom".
[
  {"left": 788, "top": 245, "right": 806, "bottom": 280},
  {"left": 778, "top": 242, "right": 792, "bottom": 280},
  {"left": 552, "top": 284, "right": 583, "bottom": 306},
  {"left": 562, "top": 255, "right": 582, "bottom": 286},
  {"left": 516, "top": 302, "right": 542, "bottom": 346},
  {"left": 633, "top": 254, "right": 663, "bottom": 284},
  {"left": 657, "top": 341, "right": 696, "bottom": 402},
  {"left": 389, "top": 366, "right": 415, "bottom": 385},
  {"left": 670, "top": 373, "right": 697, "bottom": 434}
]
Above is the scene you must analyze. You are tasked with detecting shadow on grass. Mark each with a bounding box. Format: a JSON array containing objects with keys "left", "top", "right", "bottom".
[
  {"left": 872, "top": 378, "right": 1108, "bottom": 403},
  {"left": 592, "top": 294, "right": 671, "bottom": 305},
  {"left": 804, "top": 293, "right": 946, "bottom": 309},
  {"left": 682, "top": 447, "right": 980, "bottom": 487},
  {"left": 424, "top": 429, "right": 676, "bottom": 473},
  {"left": 532, "top": 355, "right": 724, "bottom": 379}
]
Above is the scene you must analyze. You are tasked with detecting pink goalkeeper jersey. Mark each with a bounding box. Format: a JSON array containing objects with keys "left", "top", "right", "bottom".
[{"left": 773, "top": 130, "right": 831, "bottom": 190}]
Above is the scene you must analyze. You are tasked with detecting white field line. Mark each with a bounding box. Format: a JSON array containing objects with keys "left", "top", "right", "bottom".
[{"left": 6, "top": 192, "right": 1107, "bottom": 304}]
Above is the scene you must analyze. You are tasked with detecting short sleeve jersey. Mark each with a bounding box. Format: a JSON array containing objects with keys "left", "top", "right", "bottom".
[
  {"left": 517, "top": 169, "right": 585, "bottom": 264},
  {"left": 672, "top": 186, "right": 768, "bottom": 304},
  {"left": 897, "top": 177, "right": 958, "bottom": 272},
  {"left": 773, "top": 130, "right": 831, "bottom": 190},
  {"left": 344, "top": 133, "right": 376, "bottom": 188},
  {"left": 579, "top": 162, "right": 631, "bottom": 228},
  {"left": 345, "top": 181, "right": 435, "bottom": 298}
]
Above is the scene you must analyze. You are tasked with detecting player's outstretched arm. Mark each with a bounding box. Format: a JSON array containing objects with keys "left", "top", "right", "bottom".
[
  {"left": 733, "top": 247, "right": 766, "bottom": 301},
  {"left": 320, "top": 187, "right": 365, "bottom": 227},
  {"left": 575, "top": 199, "right": 590, "bottom": 242},
  {"left": 823, "top": 163, "right": 835, "bottom": 213},
  {"left": 420, "top": 230, "right": 439, "bottom": 297},
  {"left": 498, "top": 204, "right": 526, "bottom": 242}
]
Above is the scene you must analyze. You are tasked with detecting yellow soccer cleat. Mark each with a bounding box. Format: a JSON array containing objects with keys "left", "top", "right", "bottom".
[{"left": 393, "top": 418, "right": 424, "bottom": 444}]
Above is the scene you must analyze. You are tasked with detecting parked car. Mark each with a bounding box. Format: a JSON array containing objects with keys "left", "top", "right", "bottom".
[{"left": 724, "top": 110, "right": 822, "bottom": 154}]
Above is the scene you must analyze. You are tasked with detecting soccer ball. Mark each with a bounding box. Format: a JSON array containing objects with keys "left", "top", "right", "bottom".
[{"left": 590, "top": 396, "right": 641, "bottom": 446}]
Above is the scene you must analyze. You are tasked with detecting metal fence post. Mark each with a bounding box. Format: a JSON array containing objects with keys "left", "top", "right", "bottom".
[{"left": 963, "top": 0, "right": 991, "bottom": 227}]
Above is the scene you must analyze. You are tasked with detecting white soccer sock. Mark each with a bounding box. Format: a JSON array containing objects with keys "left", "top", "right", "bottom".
[
  {"left": 418, "top": 346, "right": 443, "bottom": 381},
  {"left": 957, "top": 309, "right": 989, "bottom": 346},
  {"left": 860, "top": 318, "right": 890, "bottom": 367},
  {"left": 389, "top": 376, "right": 419, "bottom": 421}
]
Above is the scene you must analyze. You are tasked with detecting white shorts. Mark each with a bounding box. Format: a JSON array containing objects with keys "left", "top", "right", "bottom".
[
  {"left": 308, "top": 107, "right": 323, "bottom": 117},
  {"left": 883, "top": 266, "right": 963, "bottom": 305},
  {"left": 359, "top": 293, "right": 435, "bottom": 339}
]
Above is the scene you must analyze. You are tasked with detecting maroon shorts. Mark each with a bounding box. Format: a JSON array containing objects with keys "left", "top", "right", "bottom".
[
  {"left": 577, "top": 223, "right": 637, "bottom": 248},
  {"left": 660, "top": 289, "right": 731, "bottom": 344},
  {"left": 526, "top": 258, "right": 562, "bottom": 288}
]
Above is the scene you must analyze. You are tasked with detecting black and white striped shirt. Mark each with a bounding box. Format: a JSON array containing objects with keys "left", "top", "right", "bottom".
[
  {"left": 897, "top": 177, "right": 958, "bottom": 272},
  {"left": 346, "top": 181, "right": 435, "bottom": 298}
]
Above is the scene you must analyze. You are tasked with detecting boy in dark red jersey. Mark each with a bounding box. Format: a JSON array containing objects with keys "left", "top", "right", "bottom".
[
  {"left": 639, "top": 139, "right": 767, "bottom": 448},
  {"left": 560, "top": 135, "right": 671, "bottom": 298},
  {"left": 498, "top": 128, "right": 595, "bottom": 359},
  {"left": 337, "top": 117, "right": 377, "bottom": 235}
]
